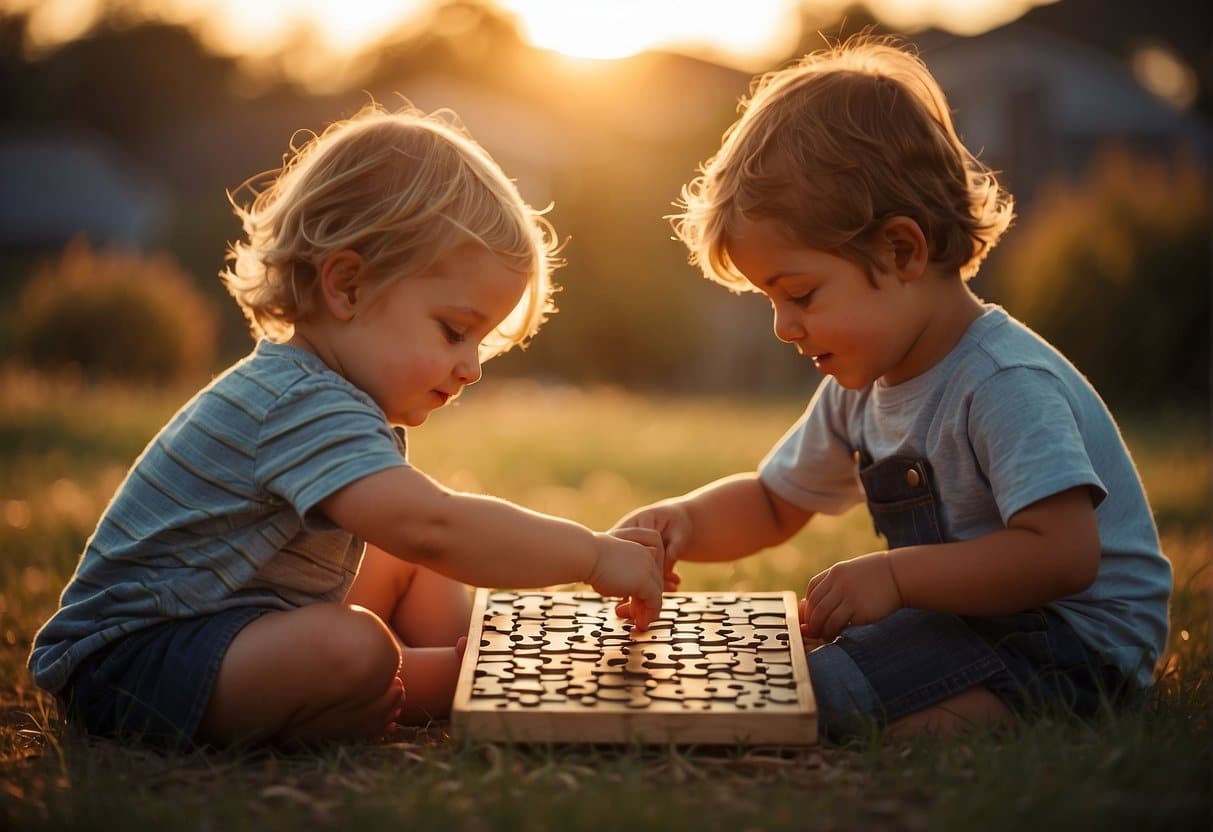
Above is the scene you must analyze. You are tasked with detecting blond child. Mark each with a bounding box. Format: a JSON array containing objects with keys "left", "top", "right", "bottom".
[
  {"left": 29, "top": 105, "right": 664, "bottom": 750},
  {"left": 615, "top": 37, "right": 1171, "bottom": 739}
]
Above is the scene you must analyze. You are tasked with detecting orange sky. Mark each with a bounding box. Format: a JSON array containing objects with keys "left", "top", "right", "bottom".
[
  {"left": 2, "top": 1, "right": 1198, "bottom": 109},
  {"left": 3, "top": 0, "right": 1058, "bottom": 76}
]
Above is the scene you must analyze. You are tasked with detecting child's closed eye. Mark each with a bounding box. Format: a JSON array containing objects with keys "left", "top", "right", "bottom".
[
  {"left": 439, "top": 321, "right": 466, "bottom": 344},
  {"left": 788, "top": 289, "right": 816, "bottom": 307}
]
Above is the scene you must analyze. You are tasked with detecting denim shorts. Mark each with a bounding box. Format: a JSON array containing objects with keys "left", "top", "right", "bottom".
[
  {"left": 62, "top": 607, "right": 270, "bottom": 751},
  {"left": 807, "top": 607, "right": 1127, "bottom": 739}
]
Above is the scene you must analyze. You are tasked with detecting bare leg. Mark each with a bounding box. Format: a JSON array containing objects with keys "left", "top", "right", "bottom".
[
  {"left": 197, "top": 603, "right": 404, "bottom": 747},
  {"left": 346, "top": 544, "right": 472, "bottom": 645},
  {"left": 389, "top": 566, "right": 473, "bottom": 647},
  {"left": 885, "top": 685, "right": 1013, "bottom": 738},
  {"left": 345, "top": 545, "right": 473, "bottom": 722},
  {"left": 393, "top": 646, "right": 464, "bottom": 723}
]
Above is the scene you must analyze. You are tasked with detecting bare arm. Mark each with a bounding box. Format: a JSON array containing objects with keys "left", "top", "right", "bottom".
[
  {"left": 616, "top": 472, "right": 814, "bottom": 564},
  {"left": 803, "top": 486, "right": 1101, "bottom": 639},
  {"left": 890, "top": 485, "right": 1101, "bottom": 612},
  {"left": 320, "top": 466, "right": 663, "bottom": 605}
]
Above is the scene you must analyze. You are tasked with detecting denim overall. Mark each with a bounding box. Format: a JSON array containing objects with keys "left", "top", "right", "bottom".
[
  {"left": 806, "top": 449, "right": 1116, "bottom": 739},
  {"left": 856, "top": 450, "right": 943, "bottom": 550}
]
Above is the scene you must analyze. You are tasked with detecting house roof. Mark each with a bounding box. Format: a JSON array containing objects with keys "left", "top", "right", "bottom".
[
  {"left": 921, "top": 23, "right": 1208, "bottom": 160},
  {"left": 0, "top": 130, "right": 167, "bottom": 248}
]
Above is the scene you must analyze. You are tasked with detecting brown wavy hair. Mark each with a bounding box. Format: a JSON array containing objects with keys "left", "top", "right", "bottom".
[{"left": 673, "top": 35, "right": 1014, "bottom": 289}]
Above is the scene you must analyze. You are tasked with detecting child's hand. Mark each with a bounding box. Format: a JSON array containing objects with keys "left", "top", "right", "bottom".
[
  {"left": 611, "top": 524, "right": 682, "bottom": 591},
  {"left": 587, "top": 530, "right": 664, "bottom": 631},
  {"left": 611, "top": 526, "right": 671, "bottom": 629},
  {"left": 801, "top": 551, "right": 904, "bottom": 641},
  {"left": 612, "top": 503, "right": 691, "bottom": 591}
]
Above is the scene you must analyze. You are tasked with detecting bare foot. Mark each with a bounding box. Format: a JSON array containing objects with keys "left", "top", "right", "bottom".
[
  {"left": 397, "top": 645, "right": 463, "bottom": 723},
  {"left": 885, "top": 686, "right": 1013, "bottom": 738}
]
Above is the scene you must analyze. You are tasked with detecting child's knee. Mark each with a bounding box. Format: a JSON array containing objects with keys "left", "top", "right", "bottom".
[
  {"left": 807, "top": 642, "right": 884, "bottom": 739},
  {"left": 306, "top": 603, "right": 402, "bottom": 690}
]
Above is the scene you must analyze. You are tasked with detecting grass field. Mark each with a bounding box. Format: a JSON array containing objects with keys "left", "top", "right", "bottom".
[{"left": 0, "top": 369, "right": 1208, "bottom": 830}]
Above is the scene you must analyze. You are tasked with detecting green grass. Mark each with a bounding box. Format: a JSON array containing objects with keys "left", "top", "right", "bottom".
[{"left": 1, "top": 370, "right": 1209, "bottom": 830}]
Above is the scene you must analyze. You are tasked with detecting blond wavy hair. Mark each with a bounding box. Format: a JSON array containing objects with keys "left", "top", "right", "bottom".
[
  {"left": 673, "top": 35, "right": 1014, "bottom": 288},
  {"left": 222, "top": 103, "right": 558, "bottom": 358}
]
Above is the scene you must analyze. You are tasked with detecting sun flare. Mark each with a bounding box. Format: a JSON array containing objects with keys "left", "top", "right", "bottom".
[{"left": 488, "top": 0, "right": 800, "bottom": 66}]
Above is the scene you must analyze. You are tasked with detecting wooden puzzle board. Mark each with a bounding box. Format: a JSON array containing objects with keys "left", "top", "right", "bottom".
[{"left": 451, "top": 589, "right": 817, "bottom": 745}]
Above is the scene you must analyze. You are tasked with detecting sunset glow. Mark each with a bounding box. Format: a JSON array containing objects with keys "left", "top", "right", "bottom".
[
  {"left": 181, "top": 0, "right": 431, "bottom": 56},
  {"left": 495, "top": 0, "right": 800, "bottom": 65},
  {"left": 866, "top": 0, "right": 1053, "bottom": 36},
  {"left": 4, "top": 0, "right": 1063, "bottom": 81}
]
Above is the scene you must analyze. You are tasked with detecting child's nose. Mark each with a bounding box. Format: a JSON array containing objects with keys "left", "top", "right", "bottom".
[
  {"left": 454, "top": 352, "right": 482, "bottom": 385},
  {"left": 773, "top": 308, "right": 806, "bottom": 343}
]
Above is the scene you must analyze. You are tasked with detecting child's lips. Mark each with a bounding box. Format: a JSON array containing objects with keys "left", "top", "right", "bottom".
[{"left": 433, "top": 390, "right": 451, "bottom": 406}]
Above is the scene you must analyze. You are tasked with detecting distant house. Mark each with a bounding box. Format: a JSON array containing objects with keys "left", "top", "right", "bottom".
[
  {"left": 920, "top": 24, "right": 1209, "bottom": 202},
  {"left": 0, "top": 130, "right": 168, "bottom": 251}
]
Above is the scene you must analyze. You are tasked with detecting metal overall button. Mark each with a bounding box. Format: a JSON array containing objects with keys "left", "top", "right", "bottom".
[{"left": 859, "top": 455, "right": 945, "bottom": 548}]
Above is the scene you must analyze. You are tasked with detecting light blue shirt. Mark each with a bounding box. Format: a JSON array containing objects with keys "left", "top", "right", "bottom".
[
  {"left": 29, "top": 341, "right": 409, "bottom": 694},
  {"left": 761, "top": 306, "right": 1172, "bottom": 688}
]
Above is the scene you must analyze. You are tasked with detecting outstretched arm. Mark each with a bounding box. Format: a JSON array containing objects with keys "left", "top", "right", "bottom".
[
  {"left": 615, "top": 472, "right": 814, "bottom": 565},
  {"left": 320, "top": 465, "right": 665, "bottom": 626}
]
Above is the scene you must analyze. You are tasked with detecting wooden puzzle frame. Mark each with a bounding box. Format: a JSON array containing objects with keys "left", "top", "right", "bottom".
[{"left": 451, "top": 589, "right": 817, "bottom": 745}]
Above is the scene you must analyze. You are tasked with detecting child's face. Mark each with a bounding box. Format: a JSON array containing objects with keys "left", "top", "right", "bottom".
[
  {"left": 334, "top": 244, "right": 528, "bottom": 426},
  {"left": 726, "top": 216, "right": 932, "bottom": 389}
]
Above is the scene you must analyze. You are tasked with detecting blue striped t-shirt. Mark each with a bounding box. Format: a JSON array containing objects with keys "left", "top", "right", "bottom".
[{"left": 29, "top": 340, "right": 409, "bottom": 694}]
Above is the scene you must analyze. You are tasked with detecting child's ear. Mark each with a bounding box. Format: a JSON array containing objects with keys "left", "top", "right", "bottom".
[
  {"left": 317, "top": 250, "right": 368, "bottom": 321},
  {"left": 879, "top": 217, "right": 929, "bottom": 282}
]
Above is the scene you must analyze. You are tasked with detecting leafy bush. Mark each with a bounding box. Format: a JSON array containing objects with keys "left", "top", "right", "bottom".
[
  {"left": 996, "top": 148, "right": 1210, "bottom": 407},
  {"left": 14, "top": 239, "right": 218, "bottom": 383}
]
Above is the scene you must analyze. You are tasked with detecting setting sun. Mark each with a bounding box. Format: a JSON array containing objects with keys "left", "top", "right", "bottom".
[{"left": 495, "top": 0, "right": 799, "bottom": 65}]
